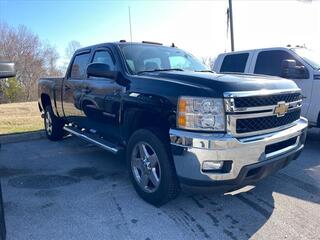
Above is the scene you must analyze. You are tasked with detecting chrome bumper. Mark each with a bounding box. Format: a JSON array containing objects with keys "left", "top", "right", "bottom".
[{"left": 170, "top": 117, "right": 308, "bottom": 186}]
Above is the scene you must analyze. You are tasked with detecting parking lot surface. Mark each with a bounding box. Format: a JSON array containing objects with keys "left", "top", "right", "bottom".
[{"left": 0, "top": 129, "right": 319, "bottom": 240}]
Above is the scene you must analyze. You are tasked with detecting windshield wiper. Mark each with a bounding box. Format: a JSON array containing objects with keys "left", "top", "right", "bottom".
[
  {"left": 194, "top": 70, "right": 215, "bottom": 73},
  {"left": 137, "top": 68, "right": 184, "bottom": 74}
]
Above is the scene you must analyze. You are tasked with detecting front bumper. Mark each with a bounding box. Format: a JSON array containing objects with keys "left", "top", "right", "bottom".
[{"left": 170, "top": 117, "right": 308, "bottom": 187}]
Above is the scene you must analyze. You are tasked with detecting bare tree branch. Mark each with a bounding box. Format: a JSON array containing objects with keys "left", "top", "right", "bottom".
[
  {"left": 65, "top": 40, "right": 81, "bottom": 61},
  {"left": 0, "top": 22, "right": 61, "bottom": 103}
]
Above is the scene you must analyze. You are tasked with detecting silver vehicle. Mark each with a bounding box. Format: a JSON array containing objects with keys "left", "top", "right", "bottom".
[{"left": 214, "top": 47, "right": 320, "bottom": 128}]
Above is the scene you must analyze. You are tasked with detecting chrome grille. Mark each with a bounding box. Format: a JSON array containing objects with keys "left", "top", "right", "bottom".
[
  {"left": 224, "top": 89, "right": 302, "bottom": 137},
  {"left": 236, "top": 108, "right": 301, "bottom": 133},
  {"left": 234, "top": 93, "right": 301, "bottom": 108}
]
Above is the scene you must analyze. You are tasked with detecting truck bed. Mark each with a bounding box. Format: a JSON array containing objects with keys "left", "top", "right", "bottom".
[{"left": 38, "top": 76, "right": 64, "bottom": 117}]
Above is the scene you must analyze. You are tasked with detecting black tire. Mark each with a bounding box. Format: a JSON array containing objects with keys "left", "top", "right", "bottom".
[
  {"left": 127, "top": 128, "right": 180, "bottom": 206},
  {"left": 44, "top": 105, "right": 65, "bottom": 141}
]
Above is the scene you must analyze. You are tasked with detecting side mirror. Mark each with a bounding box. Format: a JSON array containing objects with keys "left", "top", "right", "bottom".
[
  {"left": 0, "top": 62, "right": 16, "bottom": 79},
  {"left": 87, "top": 63, "right": 116, "bottom": 79},
  {"left": 281, "top": 59, "right": 309, "bottom": 79}
]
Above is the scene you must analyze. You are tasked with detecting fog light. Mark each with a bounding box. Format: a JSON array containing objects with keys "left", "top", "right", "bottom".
[{"left": 202, "top": 160, "right": 224, "bottom": 171}]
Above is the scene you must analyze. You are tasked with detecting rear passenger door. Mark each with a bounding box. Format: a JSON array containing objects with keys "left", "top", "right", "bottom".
[
  {"left": 63, "top": 50, "right": 91, "bottom": 124},
  {"left": 252, "top": 50, "right": 312, "bottom": 116}
]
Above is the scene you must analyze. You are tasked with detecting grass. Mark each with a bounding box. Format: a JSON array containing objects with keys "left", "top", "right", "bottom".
[{"left": 0, "top": 101, "right": 43, "bottom": 134}]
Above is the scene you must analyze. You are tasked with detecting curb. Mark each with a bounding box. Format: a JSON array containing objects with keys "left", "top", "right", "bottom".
[{"left": 0, "top": 130, "right": 46, "bottom": 144}]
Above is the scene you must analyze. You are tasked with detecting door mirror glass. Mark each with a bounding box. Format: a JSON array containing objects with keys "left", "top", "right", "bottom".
[
  {"left": 0, "top": 62, "right": 16, "bottom": 79},
  {"left": 281, "top": 59, "right": 309, "bottom": 79},
  {"left": 87, "top": 63, "right": 116, "bottom": 79}
]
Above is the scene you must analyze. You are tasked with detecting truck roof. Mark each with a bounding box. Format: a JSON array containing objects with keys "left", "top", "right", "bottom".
[
  {"left": 218, "top": 46, "right": 305, "bottom": 56},
  {"left": 74, "top": 41, "right": 172, "bottom": 54}
]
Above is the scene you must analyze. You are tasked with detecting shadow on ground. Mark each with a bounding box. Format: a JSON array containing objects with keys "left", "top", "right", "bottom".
[{"left": 0, "top": 129, "right": 319, "bottom": 239}]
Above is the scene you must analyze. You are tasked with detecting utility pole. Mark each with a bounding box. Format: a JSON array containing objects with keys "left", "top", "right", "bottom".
[{"left": 228, "top": 0, "right": 235, "bottom": 51}]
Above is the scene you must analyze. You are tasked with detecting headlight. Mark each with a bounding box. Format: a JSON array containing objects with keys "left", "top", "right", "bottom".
[{"left": 177, "top": 97, "right": 225, "bottom": 131}]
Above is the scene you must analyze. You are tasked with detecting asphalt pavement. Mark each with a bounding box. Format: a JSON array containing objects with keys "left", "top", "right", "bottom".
[{"left": 0, "top": 129, "right": 319, "bottom": 240}]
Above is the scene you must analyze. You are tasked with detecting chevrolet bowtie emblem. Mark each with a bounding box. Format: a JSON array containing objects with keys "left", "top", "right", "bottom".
[{"left": 274, "top": 101, "right": 288, "bottom": 117}]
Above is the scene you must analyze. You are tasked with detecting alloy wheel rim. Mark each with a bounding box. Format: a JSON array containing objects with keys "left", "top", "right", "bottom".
[
  {"left": 45, "top": 111, "right": 53, "bottom": 135},
  {"left": 131, "top": 142, "right": 161, "bottom": 193}
]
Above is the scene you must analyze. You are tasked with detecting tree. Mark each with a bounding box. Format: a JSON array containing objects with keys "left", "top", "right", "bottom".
[
  {"left": 0, "top": 22, "right": 61, "bottom": 103},
  {"left": 201, "top": 56, "right": 216, "bottom": 70},
  {"left": 42, "top": 44, "right": 63, "bottom": 76},
  {"left": 65, "top": 40, "right": 81, "bottom": 60},
  {"left": 2, "top": 77, "right": 22, "bottom": 103}
]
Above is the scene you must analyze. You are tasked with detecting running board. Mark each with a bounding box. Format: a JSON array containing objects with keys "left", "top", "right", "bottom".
[{"left": 63, "top": 126, "right": 120, "bottom": 154}]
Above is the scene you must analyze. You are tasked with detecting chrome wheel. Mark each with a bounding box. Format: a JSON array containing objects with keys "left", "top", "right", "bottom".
[
  {"left": 45, "top": 111, "right": 53, "bottom": 135},
  {"left": 131, "top": 142, "right": 161, "bottom": 193}
]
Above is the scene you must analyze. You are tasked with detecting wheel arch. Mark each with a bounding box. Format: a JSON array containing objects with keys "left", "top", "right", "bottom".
[
  {"left": 40, "top": 93, "right": 51, "bottom": 111},
  {"left": 122, "top": 107, "right": 175, "bottom": 143}
]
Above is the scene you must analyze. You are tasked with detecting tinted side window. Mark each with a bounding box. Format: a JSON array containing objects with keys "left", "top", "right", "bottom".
[
  {"left": 92, "top": 50, "right": 115, "bottom": 70},
  {"left": 220, "top": 53, "right": 249, "bottom": 73},
  {"left": 70, "top": 53, "right": 90, "bottom": 79},
  {"left": 254, "top": 50, "right": 302, "bottom": 77}
]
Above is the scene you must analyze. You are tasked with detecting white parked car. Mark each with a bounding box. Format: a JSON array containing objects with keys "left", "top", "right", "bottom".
[{"left": 213, "top": 47, "right": 320, "bottom": 127}]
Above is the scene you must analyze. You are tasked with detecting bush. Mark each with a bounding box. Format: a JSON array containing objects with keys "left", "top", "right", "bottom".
[{"left": 2, "top": 77, "right": 22, "bottom": 103}]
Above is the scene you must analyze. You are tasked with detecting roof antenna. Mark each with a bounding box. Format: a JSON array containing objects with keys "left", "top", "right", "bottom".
[{"left": 128, "top": 6, "right": 133, "bottom": 42}]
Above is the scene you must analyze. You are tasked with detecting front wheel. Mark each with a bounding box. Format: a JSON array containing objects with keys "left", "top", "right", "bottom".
[
  {"left": 44, "top": 105, "right": 65, "bottom": 141},
  {"left": 127, "top": 128, "right": 180, "bottom": 206}
]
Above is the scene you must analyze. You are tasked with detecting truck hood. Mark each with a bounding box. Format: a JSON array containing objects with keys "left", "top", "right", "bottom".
[{"left": 139, "top": 71, "right": 299, "bottom": 97}]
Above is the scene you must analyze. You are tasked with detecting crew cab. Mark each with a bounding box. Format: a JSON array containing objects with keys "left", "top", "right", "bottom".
[
  {"left": 38, "top": 42, "right": 308, "bottom": 205},
  {"left": 213, "top": 47, "right": 320, "bottom": 127}
]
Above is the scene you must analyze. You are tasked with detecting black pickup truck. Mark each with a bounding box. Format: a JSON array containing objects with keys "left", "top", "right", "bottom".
[{"left": 38, "top": 41, "right": 308, "bottom": 205}]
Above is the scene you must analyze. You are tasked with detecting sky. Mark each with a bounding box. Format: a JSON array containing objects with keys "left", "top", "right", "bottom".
[{"left": 0, "top": 0, "right": 319, "bottom": 68}]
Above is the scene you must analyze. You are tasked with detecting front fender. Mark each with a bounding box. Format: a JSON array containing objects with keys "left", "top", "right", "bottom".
[{"left": 121, "top": 92, "right": 175, "bottom": 142}]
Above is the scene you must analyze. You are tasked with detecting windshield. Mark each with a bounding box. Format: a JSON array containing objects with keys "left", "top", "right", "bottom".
[
  {"left": 119, "top": 44, "right": 208, "bottom": 74},
  {"left": 292, "top": 48, "right": 320, "bottom": 70}
]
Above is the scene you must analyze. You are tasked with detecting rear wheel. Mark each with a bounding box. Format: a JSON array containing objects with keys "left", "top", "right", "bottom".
[
  {"left": 127, "top": 128, "right": 180, "bottom": 206},
  {"left": 44, "top": 105, "right": 65, "bottom": 141}
]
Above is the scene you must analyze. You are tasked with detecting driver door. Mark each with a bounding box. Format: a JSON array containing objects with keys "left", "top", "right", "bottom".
[{"left": 81, "top": 47, "right": 123, "bottom": 140}]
